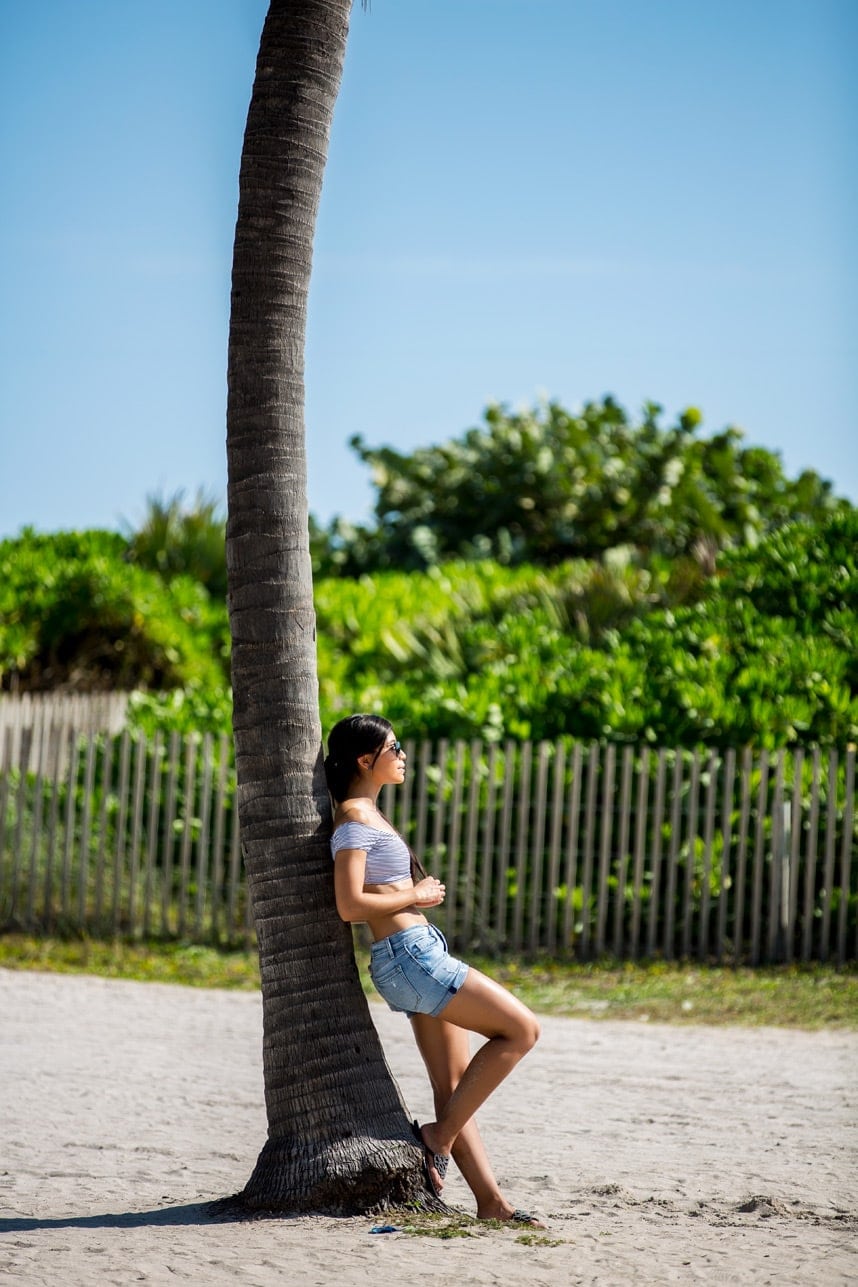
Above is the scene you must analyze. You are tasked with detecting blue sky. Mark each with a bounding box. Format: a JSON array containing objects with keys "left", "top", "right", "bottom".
[{"left": 1, "top": 0, "right": 855, "bottom": 539}]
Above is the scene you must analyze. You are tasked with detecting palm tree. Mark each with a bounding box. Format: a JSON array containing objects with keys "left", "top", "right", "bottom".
[{"left": 226, "top": 0, "right": 423, "bottom": 1211}]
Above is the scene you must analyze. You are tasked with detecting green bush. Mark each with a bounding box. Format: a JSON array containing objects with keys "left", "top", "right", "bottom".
[
  {"left": 315, "top": 398, "right": 846, "bottom": 574},
  {"left": 0, "top": 528, "right": 229, "bottom": 694},
  {"left": 124, "top": 489, "right": 228, "bottom": 599},
  {"left": 3, "top": 513, "right": 856, "bottom": 752}
]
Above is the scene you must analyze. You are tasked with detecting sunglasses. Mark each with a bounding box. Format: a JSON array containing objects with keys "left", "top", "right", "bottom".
[{"left": 372, "top": 738, "right": 403, "bottom": 764}]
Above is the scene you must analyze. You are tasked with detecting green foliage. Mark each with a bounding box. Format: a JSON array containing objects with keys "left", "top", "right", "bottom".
[
  {"left": 0, "top": 528, "right": 228, "bottom": 694},
  {"left": 127, "top": 686, "right": 233, "bottom": 738},
  {"left": 716, "top": 510, "right": 858, "bottom": 635},
  {"left": 2, "top": 511, "right": 856, "bottom": 749},
  {"left": 314, "top": 398, "right": 844, "bottom": 574},
  {"left": 620, "top": 513, "right": 858, "bottom": 746},
  {"left": 313, "top": 557, "right": 660, "bottom": 741},
  {"left": 1, "top": 392, "right": 855, "bottom": 750},
  {"left": 310, "top": 513, "right": 858, "bottom": 747},
  {"left": 124, "top": 489, "right": 228, "bottom": 598}
]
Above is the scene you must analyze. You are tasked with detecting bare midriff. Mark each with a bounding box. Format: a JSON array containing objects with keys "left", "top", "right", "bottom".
[{"left": 364, "top": 880, "right": 429, "bottom": 942}]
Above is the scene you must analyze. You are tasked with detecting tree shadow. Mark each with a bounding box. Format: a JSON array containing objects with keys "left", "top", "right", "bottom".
[
  {"left": 0, "top": 1186, "right": 447, "bottom": 1235},
  {"left": 0, "top": 1196, "right": 293, "bottom": 1235}
]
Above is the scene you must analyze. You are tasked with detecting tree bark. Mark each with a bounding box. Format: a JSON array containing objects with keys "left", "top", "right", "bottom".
[{"left": 226, "top": 0, "right": 423, "bottom": 1213}]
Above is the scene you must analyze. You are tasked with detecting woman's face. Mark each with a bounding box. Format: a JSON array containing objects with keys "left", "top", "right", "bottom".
[{"left": 366, "top": 729, "right": 407, "bottom": 787}]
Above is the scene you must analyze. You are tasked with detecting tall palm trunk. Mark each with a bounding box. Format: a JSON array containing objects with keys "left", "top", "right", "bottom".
[{"left": 226, "top": 0, "right": 421, "bottom": 1212}]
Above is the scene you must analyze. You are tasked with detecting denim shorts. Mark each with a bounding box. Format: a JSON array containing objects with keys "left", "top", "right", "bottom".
[{"left": 369, "top": 923, "right": 469, "bottom": 1018}]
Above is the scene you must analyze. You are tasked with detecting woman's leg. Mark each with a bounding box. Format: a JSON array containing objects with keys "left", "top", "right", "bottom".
[
  {"left": 410, "top": 1011, "right": 521, "bottom": 1220},
  {"left": 416, "top": 967, "right": 540, "bottom": 1165}
]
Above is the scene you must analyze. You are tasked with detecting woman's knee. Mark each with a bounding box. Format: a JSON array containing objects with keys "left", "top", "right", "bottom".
[
  {"left": 497, "top": 1007, "right": 540, "bottom": 1053},
  {"left": 519, "top": 1012, "right": 541, "bottom": 1052}
]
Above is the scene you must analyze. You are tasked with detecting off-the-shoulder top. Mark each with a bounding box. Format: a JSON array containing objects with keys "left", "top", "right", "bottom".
[{"left": 330, "top": 821, "right": 412, "bottom": 884}]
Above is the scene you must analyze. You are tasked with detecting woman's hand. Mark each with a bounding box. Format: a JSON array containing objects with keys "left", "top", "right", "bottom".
[{"left": 412, "top": 875, "right": 446, "bottom": 906}]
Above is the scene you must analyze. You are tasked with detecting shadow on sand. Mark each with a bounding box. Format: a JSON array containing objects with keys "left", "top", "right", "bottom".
[{"left": 0, "top": 1196, "right": 290, "bottom": 1234}]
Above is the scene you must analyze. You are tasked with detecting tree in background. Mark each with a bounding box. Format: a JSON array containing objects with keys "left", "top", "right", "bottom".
[
  {"left": 125, "top": 490, "right": 228, "bottom": 599},
  {"left": 318, "top": 398, "right": 843, "bottom": 574},
  {"left": 224, "top": 0, "right": 425, "bottom": 1213},
  {"left": 93, "top": 397, "right": 850, "bottom": 594}
]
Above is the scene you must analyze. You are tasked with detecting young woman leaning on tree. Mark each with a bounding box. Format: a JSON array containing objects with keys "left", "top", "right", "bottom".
[{"left": 325, "top": 713, "right": 544, "bottom": 1226}]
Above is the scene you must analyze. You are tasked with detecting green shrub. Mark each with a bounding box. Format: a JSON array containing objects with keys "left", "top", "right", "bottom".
[{"left": 0, "top": 528, "right": 228, "bottom": 694}]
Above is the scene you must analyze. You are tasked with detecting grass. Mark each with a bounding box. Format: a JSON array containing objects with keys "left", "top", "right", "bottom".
[
  {"left": 382, "top": 1209, "right": 567, "bottom": 1243},
  {"left": 1, "top": 932, "right": 855, "bottom": 1028},
  {"left": 466, "top": 954, "right": 858, "bottom": 1029},
  {"left": 0, "top": 934, "right": 261, "bottom": 990}
]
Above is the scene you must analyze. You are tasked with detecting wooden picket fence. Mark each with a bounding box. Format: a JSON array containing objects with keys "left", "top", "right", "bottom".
[
  {"left": 0, "top": 692, "right": 129, "bottom": 774},
  {"left": 0, "top": 726, "right": 246, "bottom": 945},
  {"left": 0, "top": 725, "right": 855, "bottom": 963}
]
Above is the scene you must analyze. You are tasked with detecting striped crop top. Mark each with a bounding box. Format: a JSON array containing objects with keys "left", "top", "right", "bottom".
[{"left": 330, "top": 822, "right": 412, "bottom": 884}]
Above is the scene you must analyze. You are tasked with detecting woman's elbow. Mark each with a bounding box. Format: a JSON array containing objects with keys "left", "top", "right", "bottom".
[{"left": 335, "top": 895, "right": 363, "bottom": 924}]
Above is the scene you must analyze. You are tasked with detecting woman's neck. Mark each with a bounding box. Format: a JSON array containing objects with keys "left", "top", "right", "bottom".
[{"left": 344, "top": 787, "right": 380, "bottom": 809}]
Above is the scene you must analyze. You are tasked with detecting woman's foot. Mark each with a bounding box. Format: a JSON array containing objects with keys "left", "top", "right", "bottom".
[
  {"left": 411, "top": 1120, "right": 450, "bottom": 1196},
  {"left": 477, "top": 1197, "right": 547, "bottom": 1229}
]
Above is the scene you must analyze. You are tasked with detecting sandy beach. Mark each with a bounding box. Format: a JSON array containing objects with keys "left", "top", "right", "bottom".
[{"left": 1, "top": 968, "right": 855, "bottom": 1286}]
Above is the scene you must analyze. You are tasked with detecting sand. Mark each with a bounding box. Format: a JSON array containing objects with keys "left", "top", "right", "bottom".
[{"left": 0, "top": 967, "right": 855, "bottom": 1286}]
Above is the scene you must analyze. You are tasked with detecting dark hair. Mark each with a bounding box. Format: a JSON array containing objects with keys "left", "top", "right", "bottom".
[
  {"left": 324, "top": 712, "right": 426, "bottom": 882},
  {"left": 324, "top": 713, "right": 393, "bottom": 804}
]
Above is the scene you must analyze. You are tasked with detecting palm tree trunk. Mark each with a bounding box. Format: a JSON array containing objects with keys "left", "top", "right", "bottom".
[{"left": 226, "top": 0, "right": 421, "bottom": 1212}]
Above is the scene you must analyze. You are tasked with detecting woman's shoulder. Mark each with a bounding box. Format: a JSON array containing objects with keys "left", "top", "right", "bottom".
[
  {"left": 330, "top": 804, "right": 383, "bottom": 855},
  {"left": 334, "top": 800, "right": 379, "bottom": 829}
]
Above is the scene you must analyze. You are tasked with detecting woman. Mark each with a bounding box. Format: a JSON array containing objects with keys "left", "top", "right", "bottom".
[{"left": 325, "top": 712, "right": 544, "bottom": 1226}]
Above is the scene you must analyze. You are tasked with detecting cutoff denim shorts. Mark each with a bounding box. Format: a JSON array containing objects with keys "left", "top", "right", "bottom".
[{"left": 369, "top": 923, "right": 469, "bottom": 1018}]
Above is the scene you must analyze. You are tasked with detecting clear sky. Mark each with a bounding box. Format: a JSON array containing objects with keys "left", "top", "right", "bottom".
[{"left": 1, "top": 0, "right": 856, "bottom": 539}]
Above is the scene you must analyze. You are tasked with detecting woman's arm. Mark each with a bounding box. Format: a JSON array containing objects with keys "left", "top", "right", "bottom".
[{"left": 333, "top": 848, "right": 445, "bottom": 923}]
